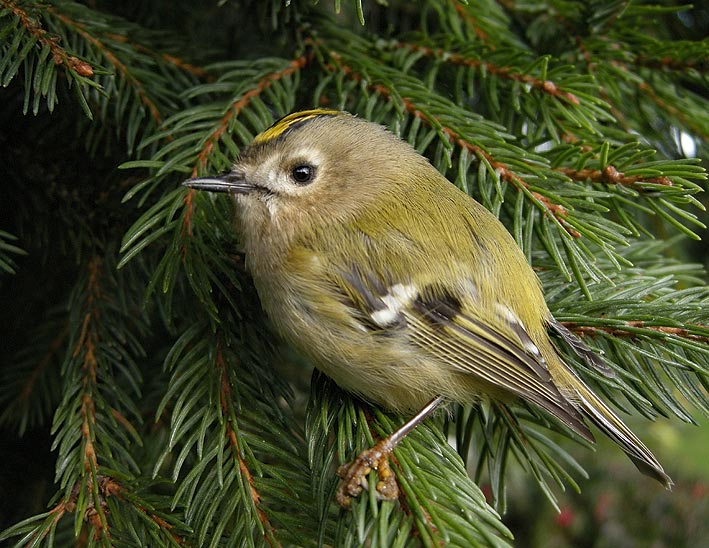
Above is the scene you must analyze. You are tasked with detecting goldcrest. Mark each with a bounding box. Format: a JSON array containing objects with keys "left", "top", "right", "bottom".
[{"left": 184, "top": 109, "right": 671, "bottom": 504}]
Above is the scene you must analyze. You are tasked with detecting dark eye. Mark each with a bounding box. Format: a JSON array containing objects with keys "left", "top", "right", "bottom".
[{"left": 291, "top": 164, "right": 316, "bottom": 185}]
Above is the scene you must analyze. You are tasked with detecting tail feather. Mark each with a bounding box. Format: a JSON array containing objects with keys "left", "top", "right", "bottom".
[{"left": 575, "top": 386, "right": 673, "bottom": 489}]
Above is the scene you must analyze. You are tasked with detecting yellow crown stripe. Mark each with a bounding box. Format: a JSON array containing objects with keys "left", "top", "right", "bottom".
[{"left": 253, "top": 109, "right": 344, "bottom": 145}]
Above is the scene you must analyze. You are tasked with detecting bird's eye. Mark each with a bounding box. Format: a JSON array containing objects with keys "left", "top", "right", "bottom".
[{"left": 291, "top": 164, "right": 316, "bottom": 185}]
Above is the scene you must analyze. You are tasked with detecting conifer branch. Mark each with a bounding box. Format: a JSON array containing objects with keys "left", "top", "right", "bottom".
[
  {"left": 216, "top": 345, "right": 281, "bottom": 548},
  {"left": 441, "top": 125, "right": 578, "bottom": 234},
  {"left": 73, "top": 256, "right": 111, "bottom": 540},
  {"left": 23, "top": 499, "right": 70, "bottom": 546},
  {"left": 633, "top": 53, "right": 708, "bottom": 74},
  {"left": 563, "top": 321, "right": 709, "bottom": 345},
  {"left": 452, "top": 2, "right": 494, "bottom": 46},
  {"left": 19, "top": 323, "right": 68, "bottom": 403},
  {"left": 574, "top": 36, "right": 633, "bottom": 134},
  {"left": 393, "top": 40, "right": 580, "bottom": 105},
  {"left": 46, "top": 6, "right": 163, "bottom": 125},
  {"left": 574, "top": 36, "right": 708, "bottom": 143},
  {"left": 3, "top": 0, "right": 93, "bottom": 76},
  {"left": 559, "top": 165, "right": 673, "bottom": 187},
  {"left": 636, "top": 81, "right": 706, "bottom": 141},
  {"left": 100, "top": 477, "right": 188, "bottom": 546},
  {"left": 15, "top": 474, "right": 187, "bottom": 547}
]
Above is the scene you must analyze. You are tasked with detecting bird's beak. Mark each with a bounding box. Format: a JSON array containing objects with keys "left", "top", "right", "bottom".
[{"left": 182, "top": 173, "right": 254, "bottom": 194}]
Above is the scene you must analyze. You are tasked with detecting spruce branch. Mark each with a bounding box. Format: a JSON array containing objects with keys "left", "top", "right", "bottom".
[
  {"left": 573, "top": 34, "right": 709, "bottom": 152},
  {"left": 55, "top": 256, "right": 112, "bottom": 543},
  {"left": 1, "top": 0, "right": 94, "bottom": 79},
  {"left": 391, "top": 40, "right": 581, "bottom": 106},
  {"left": 3, "top": 253, "right": 154, "bottom": 546},
  {"left": 566, "top": 322, "right": 709, "bottom": 346},
  {"left": 214, "top": 342, "right": 280, "bottom": 547},
  {"left": 307, "top": 373, "right": 513, "bottom": 547},
  {"left": 0, "top": 474, "right": 191, "bottom": 547},
  {"left": 1, "top": 0, "right": 201, "bottom": 150},
  {"left": 451, "top": 2, "right": 497, "bottom": 46},
  {"left": 633, "top": 47, "right": 709, "bottom": 74},
  {"left": 0, "top": 318, "right": 68, "bottom": 434},
  {"left": 156, "top": 321, "right": 317, "bottom": 547},
  {"left": 559, "top": 164, "right": 673, "bottom": 187},
  {"left": 636, "top": 79, "right": 707, "bottom": 141},
  {"left": 0, "top": 229, "right": 27, "bottom": 274},
  {"left": 104, "top": 32, "right": 212, "bottom": 81},
  {"left": 454, "top": 401, "right": 590, "bottom": 514},
  {"left": 542, "top": 239, "right": 709, "bottom": 421},
  {"left": 46, "top": 5, "right": 163, "bottom": 125}
]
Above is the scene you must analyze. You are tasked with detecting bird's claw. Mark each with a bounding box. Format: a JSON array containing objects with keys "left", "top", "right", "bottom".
[{"left": 336, "top": 439, "right": 398, "bottom": 508}]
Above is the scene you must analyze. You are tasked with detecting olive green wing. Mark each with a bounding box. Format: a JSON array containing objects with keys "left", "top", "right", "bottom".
[
  {"left": 407, "top": 289, "right": 593, "bottom": 440},
  {"left": 334, "top": 265, "right": 593, "bottom": 442}
]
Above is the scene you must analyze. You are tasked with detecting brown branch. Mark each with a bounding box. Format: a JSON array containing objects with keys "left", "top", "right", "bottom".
[
  {"left": 3, "top": 0, "right": 93, "bottom": 76},
  {"left": 605, "top": 59, "right": 704, "bottom": 142},
  {"left": 142, "top": 513, "right": 186, "bottom": 546},
  {"left": 26, "top": 475, "right": 186, "bottom": 546},
  {"left": 574, "top": 35, "right": 635, "bottom": 138},
  {"left": 98, "top": 476, "right": 187, "bottom": 546},
  {"left": 47, "top": 6, "right": 163, "bottom": 124},
  {"left": 559, "top": 165, "right": 673, "bottom": 187},
  {"left": 70, "top": 256, "right": 111, "bottom": 540},
  {"left": 453, "top": 2, "right": 494, "bottom": 47},
  {"left": 216, "top": 346, "right": 282, "bottom": 548},
  {"left": 23, "top": 498, "right": 71, "bottom": 547},
  {"left": 435, "top": 117, "right": 576, "bottom": 227},
  {"left": 395, "top": 41, "right": 579, "bottom": 105},
  {"left": 562, "top": 321, "right": 709, "bottom": 344},
  {"left": 14, "top": 260, "right": 176, "bottom": 544}
]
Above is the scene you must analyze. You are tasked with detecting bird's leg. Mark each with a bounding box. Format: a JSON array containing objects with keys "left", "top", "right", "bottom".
[{"left": 336, "top": 396, "right": 445, "bottom": 507}]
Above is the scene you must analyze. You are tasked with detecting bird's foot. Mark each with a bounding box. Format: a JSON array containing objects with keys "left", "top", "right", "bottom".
[{"left": 336, "top": 438, "right": 398, "bottom": 508}]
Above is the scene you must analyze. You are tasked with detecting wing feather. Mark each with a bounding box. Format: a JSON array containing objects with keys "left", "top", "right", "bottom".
[
  {"left": 328, "top": 263, "right": 592, "bottom": 441},
  {"left": 404, "top": 297, "right": 592, "bottom": 440}
]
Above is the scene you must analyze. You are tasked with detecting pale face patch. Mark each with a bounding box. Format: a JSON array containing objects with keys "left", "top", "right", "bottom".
[
  {"left": 263, "top": 146, "right": 324, "bottom": 196},
  {"left": 244, "top": 146, "right": 325, "bottom": 218}
]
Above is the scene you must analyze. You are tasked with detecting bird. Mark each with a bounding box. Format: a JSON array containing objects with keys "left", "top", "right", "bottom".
[{"left": 183, "top": 109, "right": 671, "bottom": 506}]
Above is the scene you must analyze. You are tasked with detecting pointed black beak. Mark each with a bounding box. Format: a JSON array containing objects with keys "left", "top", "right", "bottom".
[{"left": 182, "top": 173, "right": 254, "bottom": 194}]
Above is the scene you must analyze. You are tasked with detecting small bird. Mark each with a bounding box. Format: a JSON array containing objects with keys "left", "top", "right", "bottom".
[{"left": 184, "top": 109, "right": 671, "bottom": 506}]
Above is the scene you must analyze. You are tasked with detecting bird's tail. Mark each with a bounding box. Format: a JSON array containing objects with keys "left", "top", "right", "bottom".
[{"left": 573, "top": 382, "right": 672, "bottom": 489}]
